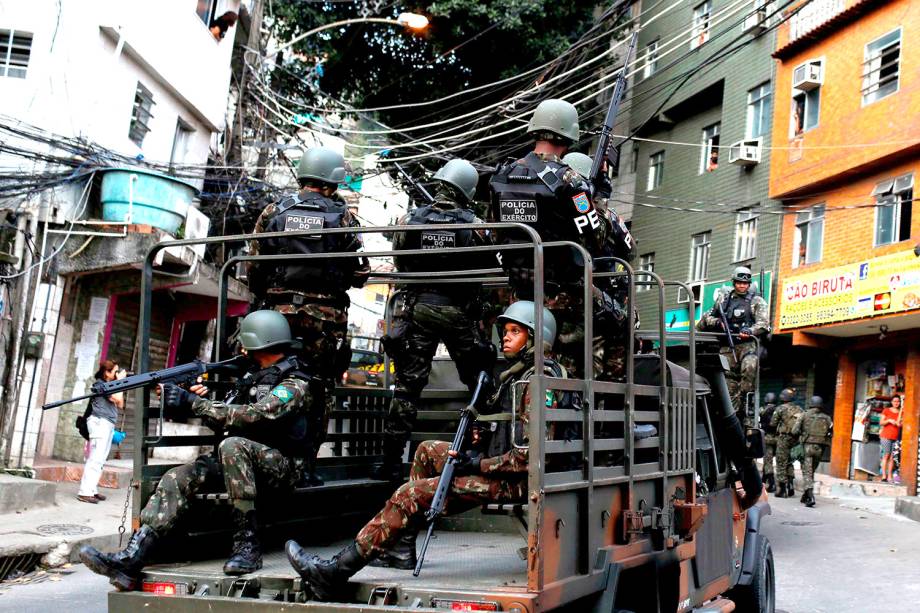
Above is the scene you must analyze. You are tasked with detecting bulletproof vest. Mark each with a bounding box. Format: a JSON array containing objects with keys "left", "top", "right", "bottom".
[
  {"left": 394, "top": 205, "right": 478, "bottom": 276},
  {"left": 228, "top": 357, "right": 311, "bottom": 457},
  {"left": 760, "top": 403, "right": 776, "bottom": 433},
  {"left": 260, "top": 192, "right": 351, "bottom": 291},
  {"left": 776, "top": 403, "right": 802, "bottom": 435},
  {"left": 803, "top": 410, "right": 832, "bottom": 444},
  {"left": 722, "top": 292, "right": 755, "bottom": 333}
]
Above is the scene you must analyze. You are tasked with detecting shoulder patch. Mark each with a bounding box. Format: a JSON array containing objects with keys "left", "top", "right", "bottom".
[
  {"left": 270, "top": 386, "right": 295, "bottom": 404},
  {"left": 572, "top": 192, "right": 591, "bottom": 214}
]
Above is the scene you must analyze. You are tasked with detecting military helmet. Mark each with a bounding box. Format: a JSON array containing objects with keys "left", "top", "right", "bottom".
[
  {"left": 433, "top": 159, "right": 479, "bottom": 201},
  {"left": 810, "top": 395, "right": 824, "bottom": 409},
  {"left": 733, "top": 266, "right": 753, "bottom": 283},
  {"left": 764, "top": 392, "right": 776, "bottom": 405},
  {"left": 497, "top": 300, "right": 557, "bottom": 347},
  {"left": 562, "top": 152, "right": 592, "bottom": 180},
  {"left": 528, "top": 99, "right": 580, "bottom": 143},
  {"left": 779, "top": 388, "right": 796, "bottom": 403},
  {"left": 297, "top": 147, "right": 346, "bottom": 185},
  {"left": 238, "top": 310, "right": 297, "bottom": 351}
]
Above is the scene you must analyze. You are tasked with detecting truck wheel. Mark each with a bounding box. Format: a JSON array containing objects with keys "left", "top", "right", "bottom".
[{"left": 728, "top": 536, "right": 775, "bottom": 613}]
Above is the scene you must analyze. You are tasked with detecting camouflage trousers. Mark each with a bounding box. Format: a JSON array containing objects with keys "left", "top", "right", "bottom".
[
  {"left": 383, "top": 300, "right": 490, "bottom": 445},
  {"left": 721, "top": 341, "right": 758, "bottom": 415},
  {"left": 801, "top": 443, "right": 825, "bottom": 490},
  {"left": 593, "top": 340, "right": 627, "bottom": 382},
  {"left": 762, "top": 434, "right": 776, "bottom": 477},
  {"left": 774, "top": 435, "right": 797, "bottom": 485},
  {"left": 139, "top": 438, "right": 300, "bottom": 534},
  {"left": 355, "top": 440, "right": 527, "bottom": 558}
]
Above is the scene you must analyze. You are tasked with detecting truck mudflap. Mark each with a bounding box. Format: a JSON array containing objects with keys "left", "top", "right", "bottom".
[{"left": 736, "top": 500, "right": 771, "bottom": 587}]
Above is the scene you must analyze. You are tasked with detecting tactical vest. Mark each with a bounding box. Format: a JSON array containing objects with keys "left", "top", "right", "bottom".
[
  {"left": 803, "top": 410, "right": 832, "bottom": 444},
  {"left": 228, "top": 357, "right": 311, "bottom": 457},
  {"left": 261, "top": 192, "right": 351, "bottom": 291},
  {"left": 776, "top": 403, "right": 802, "bottom": 435},
  {"left": 760, "top": 403, "right": 777, "bottom": 434},
  {"left": 395, "top": 205, "right": 478, "bottom": 275},
  {"left": 721, "top": 292, "right": 755, "bottom": 334}
]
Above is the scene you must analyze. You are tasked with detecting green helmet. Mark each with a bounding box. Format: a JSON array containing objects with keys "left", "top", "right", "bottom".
[
  {"left": 528, "top": 99, "right": 579, "bottom": 143},
  {"left": 238, "top": 310, "right": 296, "bottom": 351},
  {"left": 733, "top": 266, "right": 753, "bottom": 283},
  {"left": 433, "top": 159, "right": 479, "bottom": 201},
  {"left": 562, "top": 152, "right": 592, "bottom": 179},
  {"left": 497, "top": 300, "right": 557, "bottom": 346},
  {"left": 297, "top": 147, "right": 346, "bottom": 185},
  {"left": 779, "top": 388, "right": 796, "bottom": 403}
]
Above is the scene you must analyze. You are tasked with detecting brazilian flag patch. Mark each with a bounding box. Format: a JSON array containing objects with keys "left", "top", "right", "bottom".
[{"left": 271, "top": 386, "right": 294, "bottom": 403}]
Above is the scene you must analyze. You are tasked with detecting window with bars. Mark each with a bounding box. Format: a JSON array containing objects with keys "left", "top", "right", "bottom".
[
  {"left": 746, "top": 82, "right": 772, "bottom": 139},
  {"left": 647, "top": 151, "right": 664, "bottom": 191},
  {"left": 689, "top": 232, "right": 711, "bottom": 281},
  {"left": 0, "top": 29, "right": 32, "bottom": 78},
  {"left": 129, "top": 82, "right": 155, "bottom": 147},
  {"left": 793, "top": 205, "right": 825, "bottom": 268},
  {"left": 862, "top": 28, "right": 900, "bottom": 106},
  {"left": 692, "top": 1, "right": 712, "bottom": 49},
  {"left": 642, "top": 39, "right": 659, "bottom": 79},
  {"left": 873, "top": 173, "right": 913, "bottom": 246},
  {"left": 638, "top": 253, "right": 655, "bottom": 292},
  {"left": 700, "top": 123, "right": 720, "bottom": 173},
  {"left": 734, "top": 209, "right": 759, "bottom": 261}
]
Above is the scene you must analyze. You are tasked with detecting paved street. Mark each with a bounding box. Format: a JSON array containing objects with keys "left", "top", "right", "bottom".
[{"left": 1, "top": 491, "right": 918, "bottom": 612}]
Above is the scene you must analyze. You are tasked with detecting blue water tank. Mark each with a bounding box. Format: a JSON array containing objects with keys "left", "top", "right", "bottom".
[{"left": 99, "top": 168, "right": 199, "bottom": 234}]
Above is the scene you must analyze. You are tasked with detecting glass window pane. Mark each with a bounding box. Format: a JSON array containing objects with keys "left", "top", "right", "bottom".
[
  {"left": 806, "top": 218, "right": 824, "bottom": 263},
  {"left": 894, "top": 173, "right": 913, "bottom": 192},
  {"left": 805, "top": 89, "right": 820, "bottom": 129}
]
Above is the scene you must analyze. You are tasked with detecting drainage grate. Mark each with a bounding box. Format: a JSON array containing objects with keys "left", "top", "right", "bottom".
[
  {"left": 36, "top": 524, "right": 94, "bottom": 536},
  {"left": 0, "top": 552, "right": 40, "bottom": 582}
]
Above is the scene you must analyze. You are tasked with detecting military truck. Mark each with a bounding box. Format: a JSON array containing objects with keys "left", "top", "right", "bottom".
[{"left": 107, "top": 224, "right": 773, "bottom": 612}]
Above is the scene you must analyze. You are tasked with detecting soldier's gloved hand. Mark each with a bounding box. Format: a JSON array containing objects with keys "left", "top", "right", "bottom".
[
  {"left": 160, "top": 383, "right": 198, "bottom": 411},
  {"left": 351, "top": 267, "right": 371, "bottom": 288},
  {"left": 739, "top": 326, "right": 753, "bottom": 339},
  {"left": 507, "top": 265, "right": 534, "bottom": 288},
  {"left": 450, "top": 450, "right": 484, "bottom": 476}
]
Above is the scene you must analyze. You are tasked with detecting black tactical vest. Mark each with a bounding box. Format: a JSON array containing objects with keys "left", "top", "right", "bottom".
[
  {"left": 723, "top": 292, "right": 755, "bottom": 333},
  {"left": 261, "top": 192, "right": 350, "bottom": 291},
  {"left": 395, "top": 205, "right": 478, "bottom": 274},
  {"left": 760, "top": 403, "right": 776, "bottom": 433},
  {"left": 228, "top": 357, "right": 311, "bottom": 457}
]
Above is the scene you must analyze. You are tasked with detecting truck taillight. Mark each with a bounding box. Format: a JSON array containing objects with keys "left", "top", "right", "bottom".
[
  {"left": 432, "top": 599, "right": 500, "bottom": 611},
  {"left": 142, "top": 581, "right": 187, "bottom": 596}
]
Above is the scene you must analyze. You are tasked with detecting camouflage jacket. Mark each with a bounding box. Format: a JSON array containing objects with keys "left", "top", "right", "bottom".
[
  {"left": 191, "top": 376, "right": 310, "bottom": 429},
  {"left": 771, "top": 402, "right": 803, "bottom": 436}
]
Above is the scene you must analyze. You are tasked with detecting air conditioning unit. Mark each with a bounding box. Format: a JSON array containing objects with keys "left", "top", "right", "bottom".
[
  {"left": 743, "top": 9, "right": 767, "bottom": 34},
  {"left": 677, "top": 282, "right": 703, "bottom": 306},
  {"left": 792, "top": 60, "right": 823, "bottom": 91},
  {"left": 729, "top": 139, "right": 762, "bottom": 166}
]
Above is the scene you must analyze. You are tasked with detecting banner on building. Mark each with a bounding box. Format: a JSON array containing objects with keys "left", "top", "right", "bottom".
[{"left": 778, "top": 248, "right": 920, "bottom": 330}]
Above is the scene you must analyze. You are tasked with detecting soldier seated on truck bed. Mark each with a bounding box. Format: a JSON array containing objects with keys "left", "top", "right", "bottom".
[
  {"left": 286, "top": 301, "right": 565, "bottom": 602},
  {"left": 79, "top": 311, "right": 316, "bottom": 590}
]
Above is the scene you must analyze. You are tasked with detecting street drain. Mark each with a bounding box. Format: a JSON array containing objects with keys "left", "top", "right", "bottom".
[
  {"left": 36, "top": 524, "right": 94, "bottom": 536},
  {"left": 0, "top": 552, "right": 40, "bottom": 582},
  {"left": 780, "top": 521, "right": 821, "bottom": 526}
]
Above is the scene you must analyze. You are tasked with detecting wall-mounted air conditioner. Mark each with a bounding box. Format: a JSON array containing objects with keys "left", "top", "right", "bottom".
[
  {"left": 729, "top": 139, "right": 763, "bottom": 166},
  {"left": 792, "top": 60, "right": 823, "bottom": 91},
  {"left": 743, "top": 9, "right": 767, "bottom": 34}
]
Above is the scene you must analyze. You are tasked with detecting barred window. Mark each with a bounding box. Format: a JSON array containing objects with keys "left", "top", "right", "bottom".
[
  {"left": 862, "top": 28, "right": 900, "bottom": 106},
  {"left": 734, "top": 209, "right": 759, "bottom": 261},
  {"left": 129, "top": 82, "right": 155, "bottom": 147},
  {"left": 0, "top": 29, "right": 32, "bottom": 78}
]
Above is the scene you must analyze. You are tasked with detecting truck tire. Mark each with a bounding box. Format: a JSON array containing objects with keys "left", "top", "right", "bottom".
[{"left": 728, "top": 536, "right": 775, "bottom": 613}]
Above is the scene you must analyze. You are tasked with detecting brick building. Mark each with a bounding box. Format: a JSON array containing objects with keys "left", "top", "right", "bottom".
[{"left": 769, "top": 0, "right": 920, "bottom": 493}]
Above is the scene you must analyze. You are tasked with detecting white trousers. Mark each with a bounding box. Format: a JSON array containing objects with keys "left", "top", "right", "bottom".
[{"left": 78, "top": 415, "right": 114, "bottom": 496}]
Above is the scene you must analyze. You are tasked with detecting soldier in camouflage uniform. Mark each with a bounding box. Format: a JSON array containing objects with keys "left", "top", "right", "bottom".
[
  {"left": 286, "top": 301, "right": 562, "bottom": 601},
  {"left": 793, "top": 395, "right": 832, "bottom": 507},
  {"left": 375, "top": 159, "right": 496, "bottom": 481},
  {"left": 248, "top": 147, "right": 368, "bottom": 485},
  {"left": 760, "top": 392, "right": 778, "bottom": 493},
  {"left": 770, "top": 388, "right": 803, "bottom": 499},
  {"left": 79, "top": 311, "right": 313, "bottom": 590},
  {"left": 696, "top": 266, "right": 769, "bottom": 414}
]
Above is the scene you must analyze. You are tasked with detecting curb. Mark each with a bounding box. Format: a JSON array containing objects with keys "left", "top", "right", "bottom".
[
  {"left": 0, "top": 530, "right": 123, "bottom": 568},
  {"left": 894, "top": 497, "right": 920, "bottom": 523}
]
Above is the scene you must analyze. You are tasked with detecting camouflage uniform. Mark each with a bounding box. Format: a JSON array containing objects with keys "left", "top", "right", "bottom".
[
  {"left": 760, "top": 401, "right": 778, "bottom": 479},
  {"left": 697, "top": 289, "right": 770, "bottom": 414},
  {"left": 355, "top": 350, "right": 558, "bottom": 558},
  {"left": 771, "top": 401, "right": 803, "bottom": 488},
  {"left": 793, "top": 407, "right": 832, "bottom": 490},
  {"left": 140, "top": 371, "right": 311, "bottom": 533}
]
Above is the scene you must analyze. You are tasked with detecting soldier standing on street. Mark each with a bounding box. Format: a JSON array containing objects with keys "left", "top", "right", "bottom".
[
  {"left": 248, "top": 147, "right": 369, "bottom": 485},
  {"left": 760, "top": 392, "right": 778, "bottom": 493},
  {"left": 489, "top": 99, "right": 606, "bottom": 377},
  {"left": 79, "top": 311, "right": 314, "bottom": 589},
  {"left": 696, "top": 266, "right": 770, "bottom": 414},
  {"left": 771, "top": 388, "right": 803, "bottom": 498},
  {"left": 794, "top": 395, "right": 833, "bottom": 507},
  {"left": 286, "top": 301, "right": 563, "bottom": 601},
  {"left": 375, "top": 159, "right": 496, "bottom": 482}
]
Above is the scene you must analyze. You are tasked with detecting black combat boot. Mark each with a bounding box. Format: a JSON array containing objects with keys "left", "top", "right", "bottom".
[
  {"left": 786, "top": 481, "right": 795, "bottom": 498},
  {"left": 223, "top": 509, "right": 262, "bottom": 575},
  {"left": 774, "top": 481, "right": 787, "bottom": 498},
  {"left": 803, "top": 488, "right": 816, "bottom": 508},
  {"left": 371, "top": 437, "right": 406, "bottom": 482},
  {"left": 764, "top": 473, "right": 775, "bottom": 493},
  {"left": 286, "top": 540, "right": 368, "bottom": 601},
  {"left": 368, "top": 531, "right": 417, "bottom": 570},
  {"left": 79, "top": 525, "right": 158, "bottom": 591}
]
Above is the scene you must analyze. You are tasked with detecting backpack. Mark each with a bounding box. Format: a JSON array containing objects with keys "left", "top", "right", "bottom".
[{"left": 75, "top": 401, "right": 93, "bottom": 440}]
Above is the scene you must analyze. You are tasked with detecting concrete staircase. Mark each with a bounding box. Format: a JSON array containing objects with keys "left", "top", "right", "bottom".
[{"left": 31, "top": 458, "right": 132, "bottom": 489}]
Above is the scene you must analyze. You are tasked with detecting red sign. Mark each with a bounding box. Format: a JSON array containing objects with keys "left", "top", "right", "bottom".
[{"left": 874, "top": 292, "right": 891, "bottom": 311}]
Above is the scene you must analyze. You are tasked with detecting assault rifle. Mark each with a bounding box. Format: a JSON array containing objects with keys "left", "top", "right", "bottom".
[
  {"left": 42, "top": 355, "right": 250, "bottom": 410},
  {"left": 393, "top": 162, "right": 435, "bottom": 205},
  {"left": 414, "top": 370, "right": 490, "bottom": 577},
  {"left": 716, "top": 293, "right": 736, "bottom": 352},
  {"left": 589, "top": 31, "right": 638, "bottom": 191}
]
